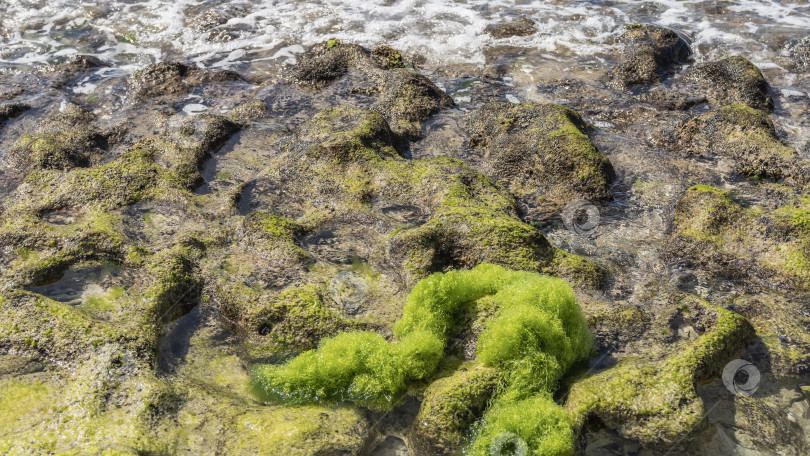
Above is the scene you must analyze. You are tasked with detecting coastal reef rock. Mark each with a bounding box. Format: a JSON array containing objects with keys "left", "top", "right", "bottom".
[
  {"left": 289, "top": 40, "right": 453, "bottom": 139},
  {"left": 674, "top": 105, "right": 809, "bottom": 184},
  {"left": 466, "top": 102, "right": 615, "bottom": 208},
  {"left": 685, "top": 56, "right": 774, "bottom": 111},
  {"left": 566, "top": 299, "right": 754, "bottom": 451},
  {"left": 611, "top": 24, "right": 691, "bottom": 88},
  {"left": 4, "top": 103, "right": 121, "bottom": 172},
  {"left": 484, "top": 17, "right": 537, "bottom": 38},
  {"left": 127, "top": 61, "right": 242, "bottom": 100},
  {"left": 668, "top": 184, "right": 810, "bottom": 375},
  {"left": 218, "top": 105, "right": 603, "bottom": 360}
]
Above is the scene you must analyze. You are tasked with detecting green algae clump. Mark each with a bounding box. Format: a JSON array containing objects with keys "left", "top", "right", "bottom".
[{"left": 251, "top": 263, "right": 593, "bottom": 454}]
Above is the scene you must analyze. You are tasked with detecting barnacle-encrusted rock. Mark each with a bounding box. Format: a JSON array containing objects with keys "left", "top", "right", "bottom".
[
  {"left": 566, "top": 300, "right": 754, "bottom": 450},
  {"left": 685, "top": 56, "right": 774, "bottom": 111},
  {"left": 466, "top": 102, "right": 615, "bottom": 207},
  {"left": 675, "top": 105, "right": 808, "bottom": 184},
  {"left": 611, "top": 24, "right": 691, "bottom": 88}
]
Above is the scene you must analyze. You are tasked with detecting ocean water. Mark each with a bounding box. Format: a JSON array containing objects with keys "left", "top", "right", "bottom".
[{"left": 1, "top": 0, "right": 809, "bottom": 74}]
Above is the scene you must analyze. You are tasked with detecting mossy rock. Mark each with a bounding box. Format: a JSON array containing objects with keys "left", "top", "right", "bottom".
[
  {"left": 372, "top": 68, "right": 454, "bottom": 139},
  {"left": 284, "top": 105, "right": 399, "bottom": 163},
  {"left": 566, "top": 302, "right": 754, "bottom": 450},
  {"left": 4, "top": 104, "right": 119, "bottom": 172},
  {"left": 127, "top": 61, "right": 242, "bottom": 100},
  {"left": 150, "top": 114, "right": 241, "bottom": 188},
  {"left": 218, "top": 281, "right": 358, "bottom": 361},
  {"left": 466, "top": 102, "right": 615, "bottom": 206},
  {"left": 0, "top": 345, "right": 177, "bottom": 455},
  {"left": 685, "top": 56, "right": 773, "bottom": 111},
  {"left": 668, "top": 184, "right": 810, "bottom": 291},
  {"left": 731, "top": 294, "right": 810, "bottom": 376},
  {"left": 0, "top": 291, "right": 122, "bottom": 362},
  {"left": 289, "top": 40, "right": 404, "bottom": 89},
  {"left": 257, "top": 105, "right": 603, "bottom": 287},
  {"left": 408, "top": 362, "right": 501, "bottom": 456},
  {"left": 675, "top": 105, "right": 808, "bottom": 184},
  {"left": 611, "top": 24, "right": 691, "bottom": 88}
]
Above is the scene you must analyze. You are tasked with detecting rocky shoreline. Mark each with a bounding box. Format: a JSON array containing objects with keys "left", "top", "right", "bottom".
[{"left": 0, "top": 22, "right": 809, "bottom": 455}]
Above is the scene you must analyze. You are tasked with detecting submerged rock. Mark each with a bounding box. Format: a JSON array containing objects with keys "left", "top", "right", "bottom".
[
  {"left": 685, "top": 56, "right": 774, "bottom": 111},
  {"left": 466, "top": 102, "right": 615, "bottom": 207},
  {"left": 611, "top": 24, "right": 691, "bottom": 88},
  {"left": 675, "top": 105, "right": 807, "bottom": 184}
]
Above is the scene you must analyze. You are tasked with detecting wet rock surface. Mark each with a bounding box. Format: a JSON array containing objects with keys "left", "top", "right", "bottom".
[
  {"left": 611, "top": 24, "right": 691, "bottom": 88},
  {"left": 685, "top": 56, "right": 774, "bottom": 111},
  {"left": 0, "top": 33, "right": 808, "bottom": 456}
]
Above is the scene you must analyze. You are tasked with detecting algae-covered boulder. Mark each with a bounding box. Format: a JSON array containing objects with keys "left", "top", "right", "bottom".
[
  {"left": 4, "top": 104, "right": 121, "bottom": 172},
  {"left": 668, "top": 185, "right": 810, "bottom": 375},
  {"left": 151, "top": 113, "right": 241, "bottom": 188},
  {"left": 611, "top": 24, "right": 691, "bottom": 88},
  {"left": 288, "top": 40, "right": 402, "bottom": 89},
  {"left": 466, "top": 102, "right": 615, "bottom": 207},
  {"left": 732, "top": 294, "right": 810, "bottom": 377},
  {"left": 685, "top": 56, "right": 773, "bottom": 111},
  {"left": 675, "top": 105, "right": 808, "bottom": 184},
  {"left": 668, "top": 184, "right": 810, "bottom": 290},
  {"left": 127, "top": 61, "right": 242, "bottom": 100},
  {"left": 408, "top": 363, "right": 501, "bottom": 455},
  {"left": 373, "top": 69, "right": 454, "bottom": 139},
  {"left": 289, "top": 41, "right": 452, "bottom": 139},
  {"left": 566, "top": 300, "right": 754, "bottom": 450}
]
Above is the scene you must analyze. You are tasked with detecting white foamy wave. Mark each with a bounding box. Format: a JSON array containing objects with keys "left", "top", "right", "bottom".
[{"left": 1, "top": 0, "right": 809, "bottom": 74}]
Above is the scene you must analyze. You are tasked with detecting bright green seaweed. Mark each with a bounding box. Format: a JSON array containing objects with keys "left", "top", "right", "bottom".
[{"left": 251, "top": 263, "right": 594, "bottom": 454}]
